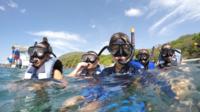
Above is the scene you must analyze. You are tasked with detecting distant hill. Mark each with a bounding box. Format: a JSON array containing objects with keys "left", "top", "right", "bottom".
[
  {"left": 59, "top": 32, "right": 200, "bottom": 68},
  {"left": 59, "top": 52, "right": 83, "bottom": 68},
  {"left": 59, "top": 51, "right": 113, "bottom": 68},
  {"left": 170, "top": 33, "right": 200, "bottom": 59}
]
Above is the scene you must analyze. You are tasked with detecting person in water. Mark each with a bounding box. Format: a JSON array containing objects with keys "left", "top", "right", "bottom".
[
  {"left": 68, "top": 51, "right": 102, "bottom": 78},
  {"left": 135, "top": 49, "right": 155, "bottom": 70},
  {"left": 60, "top": 51, "right": 103, "bottom": 111},
  {"left": 100, "top": 32, "right": 144, "bottom": 76},
  {"left": 24, "top": 37, "right": 66, "bottom": 88},
  {"left": 158, "top": 43, "right": 182, "bottom": 68}
]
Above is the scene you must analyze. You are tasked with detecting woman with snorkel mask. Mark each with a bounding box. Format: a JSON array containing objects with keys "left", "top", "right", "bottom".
[
  {"left": 99, "top": 32, "right": 144, "bottom": 76},
  {"left": 24, "top": 37, "right": 66, "bottom": 88},
  {"left": 136, "top": 49, "right": 155, "bottom": 70},
  {"left": 158, "top": 43, "right": 182, "bottom": 69},
  {"left": 61, "top": 51, "right": 103, "bottom": 112},
  {"left": 68, "top": 51, "right": 102, "bottom": 78}
]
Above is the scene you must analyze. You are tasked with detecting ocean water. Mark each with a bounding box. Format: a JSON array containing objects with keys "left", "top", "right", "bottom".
[{"left": 0, "top": 60, "right": 200, "bottom": 112}]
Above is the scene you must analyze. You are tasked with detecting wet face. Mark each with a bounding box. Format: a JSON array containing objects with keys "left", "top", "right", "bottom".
[
  {"left": 113, "top": 55, "right": 128, "bottom": 65},
  {"left": 29, "top": 44, "right": 49, "bottom": 67},
  {"left": 87, "top": 59, "right": 99, "bottom": 70},
  {"left": 32, "top": 56, "right": 47, "bottom": 67},
  {"left": 81, "top": 52, "right": 99, "bottom": 70},
  {"left": 138, "top": 52, "right": 149, "bottom": 65},
  {"left": 161, "top": 45, "right": 174, "bottom": 63}
]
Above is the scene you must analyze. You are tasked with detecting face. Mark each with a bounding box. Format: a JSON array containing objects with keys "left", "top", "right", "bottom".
[
  {"left": 28, "top": 44, "right": 49, "bottom": 67},
  {"left": 87, "top": 59, "right": 99, "bottom": 69},
  {"left": 112, "top": 55, "right": 128, "bottom": 65},
  {"left": 81, "top": 53, "right": 99, "bottom": 70},
  {"left": 138, "top": 54, "right": 149, "bottom": 64},
  {"left": 31, "top": 56, "right": 47, "bottom": 67},
  {"left": 161, "top": 45, "right": 174, "bottom": 63}
]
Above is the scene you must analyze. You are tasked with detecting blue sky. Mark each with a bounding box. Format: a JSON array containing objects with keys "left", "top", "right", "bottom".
[{"left": 0, "top": 0, "right": 200, "bottom": 63}]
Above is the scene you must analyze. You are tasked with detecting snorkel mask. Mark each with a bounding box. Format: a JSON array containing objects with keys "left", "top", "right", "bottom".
[
  {"left": 137, "top": 49, "right": 150, "bottom": 64},
  {"left": 161, "top": 48, "right": 175, "bottom": 58},
  {"left": 98, "top": 32, "right": 134, "bottom": 65},
  {"left": 28, "top": 37, "right": 56, "bottom": 63},
  {"left": 81, "top": 53, "right": 98, "bottom": 64}
]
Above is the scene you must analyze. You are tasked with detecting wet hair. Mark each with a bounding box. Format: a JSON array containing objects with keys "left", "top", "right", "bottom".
[
  {"left": 39, "top": 37, "right": 50, "bottom": 48},
  {"left": 109, "top": 32, "right": 131, "bottom": 46},
  {"left": 37, "top": 37, "right": 53, "bottom": 54},
  {"left": 86, "top": 51, "right": 98, "bottom": 56},
  {"left": 138, "top": 49, "right": 149, "bottom": 54},
  {"left": 161, "top": 43, "right": 171, "bottom": 50}
]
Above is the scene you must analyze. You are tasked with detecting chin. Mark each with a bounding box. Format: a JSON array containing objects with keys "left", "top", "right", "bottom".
[{"left": 33, "top": 63, "right": 41, "bottom": 67}]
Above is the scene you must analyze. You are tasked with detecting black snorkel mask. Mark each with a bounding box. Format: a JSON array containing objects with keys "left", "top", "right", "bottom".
[
  {"left": 81, "top": 53, "right": 98, "bottom": 64},
  {"left": 161, "top": 48, "right": 175, "bottom": 58},
  {"left": 137, "top": 53, "right": 149, "bottom": 64},
  {"left": 98, "top": 38, "right": 134, "bottom": 65},
  {"left": 28, "top": 41, "right": 57, "bottom": 63}
]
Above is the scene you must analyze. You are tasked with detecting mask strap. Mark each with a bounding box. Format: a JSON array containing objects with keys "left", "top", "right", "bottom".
[{"left": 98, "top": 46, "right": 109, "bottom": 56}]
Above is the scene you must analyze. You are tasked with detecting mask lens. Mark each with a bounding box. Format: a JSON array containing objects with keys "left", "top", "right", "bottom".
[
  {"left": 162, "top": 48, "right": 173, "bottom": 57},
  {"left": 139, "top": 53, "right": 148, "bottom": 60},
  {"left": 36, "top": 47, "right": 45, "bottom": 58},
  {"left": 28, "top": 47, "right": 35, "bottom": 56},
  {"left": 109, "top": 44, "right": 120, "bottom": 55},
  {"left": 122, "top": 44, "right": 132, "bottom": 56},
  {"left": 81, "top": 54, "right": 97, "bottom": 63},
  {"left": 28, "top": 46, "right": 46, "bottom": 58},
  {"left": 110, "top": 44, "right": 132, "bottom": 57}
]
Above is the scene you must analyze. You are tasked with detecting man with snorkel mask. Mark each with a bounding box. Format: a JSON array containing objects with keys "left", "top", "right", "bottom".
[
  {"left": 24, "top": 37, "right": 66, "bottom": 85},
  {"left": 158, "top": 43, "right": 182, "bottom": 68},
  {"left": 136, "top": 49, "right": 155, "bottom": 70},
  {"left": 68, "top": 51, "right": 102, "bottom": 78},
  {"left": 99, "top": 32, "right": 143, "bottom": 76}
]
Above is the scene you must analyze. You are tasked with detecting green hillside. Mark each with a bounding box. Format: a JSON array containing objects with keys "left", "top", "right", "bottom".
[
  {"left": 59, "top": 32, "right": 200, "bottom": 68},
  {"left": 170, "top": 33, "right": 200, "bottom": 59}
]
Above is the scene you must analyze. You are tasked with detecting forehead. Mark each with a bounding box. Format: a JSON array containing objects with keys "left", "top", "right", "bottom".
[
  {"left": 163, "top": 45, "right": 171, "bottom": 49},
  {"left": 36, "top": 44, "right": 46, "bottom": 48}
]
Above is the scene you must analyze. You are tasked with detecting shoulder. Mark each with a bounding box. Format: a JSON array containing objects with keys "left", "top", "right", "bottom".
[
  {"left": 53, "top": 59, "right": 63, "bottom": 73},
  {"left": 54, "top": 59, "right": 63, "bottom": 66},
  {"left": 129, "top": 60, "right": 144, "bottom": 70},
  {"left": 148, "top": 61, "right": 156, "bottom": 69},
  {"left": 100, "top": 66, "right": 114, "bottom": 76}
]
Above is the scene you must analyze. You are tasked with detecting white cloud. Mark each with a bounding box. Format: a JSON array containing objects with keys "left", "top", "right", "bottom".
[
  {"left": 125, "top": 8, "right": 142, "bottom": 17},
  {"left": 29, "top": 31, "right": 87, "bottom": 54},
  {"left": 8, "top": 0, "right": 18, "bottom": 8},
  {"left": 148, "top": 0, "right": 200, "bottom": 35},
  {"left": 20, "top": 9, "right": 26, "bottom": 13},
  {"left": 50, "top": 39, "right": 80, "bottom": 51},
  {"left": 30, "top": 31, "right": 86, "bottom": 43},
  {"left": 149, "top": 0, "right": 181, "bottom": 9},
  {"left": 0, "top": 6, "right": 5, "bottom": 11}
]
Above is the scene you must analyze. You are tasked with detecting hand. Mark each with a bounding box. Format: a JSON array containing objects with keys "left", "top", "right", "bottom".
[{"left": 77, "top": 62, "right": 89, "bottom": 69}]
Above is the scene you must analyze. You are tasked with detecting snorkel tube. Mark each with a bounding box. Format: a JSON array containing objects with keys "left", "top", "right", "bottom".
[
  {"left": 118, "top": 27, "right": 135, "bottom": 65},
  {"left": 98, "top": 27, "right": 135, "bottom": 65},
  {"left": 42, "top": 37, "right": 57, "bottom": 58}
]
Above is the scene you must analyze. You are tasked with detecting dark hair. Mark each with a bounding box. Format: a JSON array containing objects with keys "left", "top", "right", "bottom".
[
  {"left": 39, "top": 37, "right": 50, "bottom": 48},
  {"left": 109, "top": 32, "right": 131, "bottom": 46},
  {"left": 86, "top": 51, "right": 98, "bottom": 56},
  {"left": 161, "top": 43, "right": 171, "bottom": 50}
]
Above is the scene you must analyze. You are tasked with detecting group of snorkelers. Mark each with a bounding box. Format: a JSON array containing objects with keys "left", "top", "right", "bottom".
[{"left": 23, "top": 31, "right": 182, "bottom": 111}]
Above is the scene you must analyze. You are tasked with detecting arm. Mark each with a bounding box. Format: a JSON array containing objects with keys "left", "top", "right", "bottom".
[
  {"left": 68, "top": 62, "right": 89, "bottom": 77},
  {"left": 52, "top": 60, "right": 67, "bottom": 88}
]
